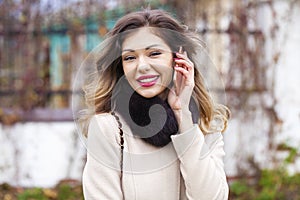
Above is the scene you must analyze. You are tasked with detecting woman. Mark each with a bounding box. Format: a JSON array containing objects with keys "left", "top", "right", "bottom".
[{"left": 79, "top": 9, "right": 230, "bottom": 200}]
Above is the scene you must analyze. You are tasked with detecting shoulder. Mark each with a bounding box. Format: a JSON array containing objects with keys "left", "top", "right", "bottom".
[
  {"left": 90, "top": 113, "right": 117, "bottom": 129},
  {"left": 86, "top": 113, "right": 122, "bottom": 170},
  {"left": 88, "top": 113, "right": 119, "bottom": 144}
]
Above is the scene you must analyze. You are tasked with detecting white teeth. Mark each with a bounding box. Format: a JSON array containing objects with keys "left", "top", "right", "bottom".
[{"left": 139, "top": 77, "right": 158, "bottom": 83}]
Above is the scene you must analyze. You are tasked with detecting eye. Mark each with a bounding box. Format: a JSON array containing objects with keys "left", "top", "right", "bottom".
[
  {"left": 149, "top": 51, "right": 162, "bottom": 57},
  {"left": 123, "top": 55, "right": 136, "bottom": 61}
]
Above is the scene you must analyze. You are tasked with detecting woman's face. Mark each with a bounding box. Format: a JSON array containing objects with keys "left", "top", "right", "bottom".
[{"left": 121, "top": 27, "right": 173, "bottom": 98}]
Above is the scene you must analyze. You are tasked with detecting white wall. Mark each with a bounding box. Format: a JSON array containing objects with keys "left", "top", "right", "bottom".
[
  {"left": 0, "top": 122, "right": 86, "bottom": 187},
  {"left": 273, "top": 2, "right": 300, "bottom": 173},
  {"left": 223, "top": 1, "right": 300, "bottom": 176}
]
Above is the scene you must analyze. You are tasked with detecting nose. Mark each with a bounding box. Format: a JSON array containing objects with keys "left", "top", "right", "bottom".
[{"left": 137, "top": 56, "right": 151, "bottom": 73}]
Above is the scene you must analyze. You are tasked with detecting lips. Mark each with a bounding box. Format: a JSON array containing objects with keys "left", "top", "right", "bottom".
[{"left": 137, "top": 75, "right": 159, "bottom": 87}]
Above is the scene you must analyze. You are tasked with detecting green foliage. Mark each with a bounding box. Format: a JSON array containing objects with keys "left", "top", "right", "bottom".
[
  {"left": 0, "top": 181, "right": 83, "bottom": 200},
  {"left": 230, "top": 181, "right": 250, "bottom": 196},
  {"left": 284, "top": 148, "right": 298, "bottom": 164},
  {"left": 17, "top": 188, "right": 49, "bottom": 200},
  {"left": 230, "top": 144, "right": 300, "bottom": 200},
  {"left": 230, "top": 168, "right": 300, "bottom": 199},
  {"left": 57, "top": 183, "right": 83, "bottom": 200}
]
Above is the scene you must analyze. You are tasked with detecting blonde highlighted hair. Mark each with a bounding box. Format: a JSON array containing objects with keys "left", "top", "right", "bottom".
[{"left": 80, "top": 9, "right": 230, "bottom": 136}]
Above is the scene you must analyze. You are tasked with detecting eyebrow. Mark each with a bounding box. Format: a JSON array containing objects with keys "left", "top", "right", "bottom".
[{"left": 122, "top": 44, "right": 162, "bottom": 52}]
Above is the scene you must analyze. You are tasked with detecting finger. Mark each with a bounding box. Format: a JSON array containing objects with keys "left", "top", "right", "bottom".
[
  {"left": 175, "top": 52, "right": 191, "bottom": 62},
  {"left": 173, "top": 66, "right": 182, "bottom": 96},
  {"left": 175, "top": 62, "right": 186, "bottom": 92},
  {"left": 174, "top": 53, "right": 194, "bottom": 70},
  {"left": 180, "top": 70, "right": 185, "bottom": 93},
  {"left": 174, "top": 66, "right": 193, "bottom": 81},
  {"left": 176, "top": 69, "right": 183, "bottom": 95},
  {"left": 174, "top": 59, "right": 194, "bottom": 71}
]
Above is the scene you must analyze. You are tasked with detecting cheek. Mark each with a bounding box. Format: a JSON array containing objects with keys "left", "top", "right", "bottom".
[
  {"left": 158, "top": 58, "right": 173, "bottom": 74},
  {"left": 122, "top": 62, "right": 129, "bottom": 74},
  {"left": 122, "top": 64, "right": 137, "bottom": 84},
  {"left": 159, "top": 67, "right": 173, "bottom": 86},
  {"left": 164, "top": 55, "right": 174, "bottom": 69},
  {"left": 122, "top": 62, "right": 135, "bottom": 76}
]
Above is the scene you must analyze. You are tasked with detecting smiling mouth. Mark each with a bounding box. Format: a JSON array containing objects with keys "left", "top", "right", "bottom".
[
  {"left": 137, "top": 76, "right": 159, "bottom": 87},
  {"left": 138, "top": 76, "right": 158, "bottom": 83}
]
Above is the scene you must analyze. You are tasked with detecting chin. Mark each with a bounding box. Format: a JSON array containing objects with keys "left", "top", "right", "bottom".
[
  {"left": 136, "top": 88, "right": 163, "bottom": 99},
  {"left": 136, "top": 91, "right": 156, "bottom": 98}
]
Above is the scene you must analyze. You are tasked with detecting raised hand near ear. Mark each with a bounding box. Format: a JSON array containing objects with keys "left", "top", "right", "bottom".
[{"left": 168, "top": 47, "right": 195, "bottom": 132}]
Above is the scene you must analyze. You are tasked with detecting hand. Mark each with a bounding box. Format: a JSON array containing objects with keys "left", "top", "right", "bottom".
[{"left": 168, "top": 49, "right": 195, "bottom": 132}]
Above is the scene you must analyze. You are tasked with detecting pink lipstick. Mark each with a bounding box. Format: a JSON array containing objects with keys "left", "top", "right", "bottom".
[{"left": 137, "top": 75, "right": 159, "bottom": 87}]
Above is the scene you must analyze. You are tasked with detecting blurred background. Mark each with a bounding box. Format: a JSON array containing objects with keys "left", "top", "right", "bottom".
[{"left": 1, "top": 0, "right": 300, "bottom": 199}]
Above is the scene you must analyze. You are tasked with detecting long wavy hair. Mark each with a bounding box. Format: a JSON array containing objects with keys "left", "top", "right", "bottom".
[{"left": 81, "top": 9, "right": 230, "bottom": 136}]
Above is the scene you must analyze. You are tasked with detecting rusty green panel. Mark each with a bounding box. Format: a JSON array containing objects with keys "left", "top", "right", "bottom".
[{"left": 48, "top": 34, "right": 70, "bottom": 89}]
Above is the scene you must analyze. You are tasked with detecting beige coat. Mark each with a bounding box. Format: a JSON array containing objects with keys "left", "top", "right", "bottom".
[{"left": 82, "top": 113, "right": 229, "bottom": 200}]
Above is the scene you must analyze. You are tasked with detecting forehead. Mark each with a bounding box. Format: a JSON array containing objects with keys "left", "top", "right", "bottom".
[{"left": 121, "top": 27, "right": 169, "bottom": 50}]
